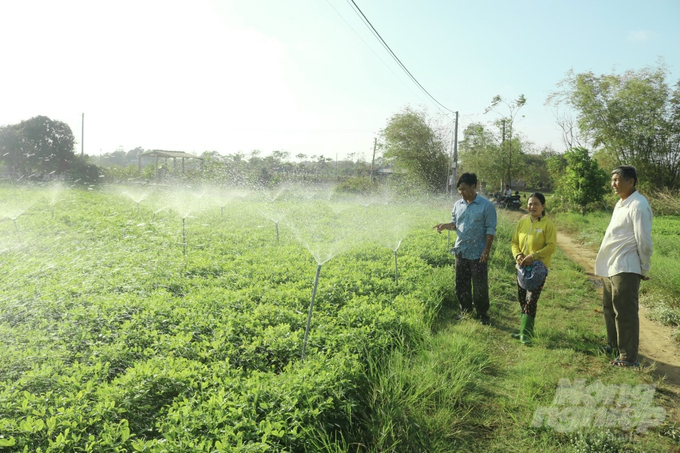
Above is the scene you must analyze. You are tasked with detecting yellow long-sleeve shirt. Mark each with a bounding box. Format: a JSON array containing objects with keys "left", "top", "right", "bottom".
[{"left": 511, "top": 215, "right": 557, "bottom": 268}]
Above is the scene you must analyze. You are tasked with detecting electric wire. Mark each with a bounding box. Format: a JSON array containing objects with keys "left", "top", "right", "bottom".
[
  {"left": 346, "top": 0, "right": 456, "bottom": 115},
  {"left": 323, "top": 0, "right": 429, "bottom": 106}
]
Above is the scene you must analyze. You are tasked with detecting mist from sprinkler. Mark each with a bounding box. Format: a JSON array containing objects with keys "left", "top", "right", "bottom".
[
  {"left": 216, "top": 189, "right": 247, "bottom": 216},
  {"left": 118, "top": 187, "right": 151, "bottom": 210},
  {"left": 0, "top": 198, "right": 36, "bottom": 239},
  {"left": 164, "top": 190, "right": 217, "bottom": 258},
  {"left": 45, "top": 181, "right": 65, "bottom": 217},
  {"left": 367, "top": 207, "right": 413, "bottom": 286},
  {"left": 288, "top": 198, "right": 360, "bottom": 360},
  {"left": 257, "top": 199, "right": 287, "bottom": 244}
]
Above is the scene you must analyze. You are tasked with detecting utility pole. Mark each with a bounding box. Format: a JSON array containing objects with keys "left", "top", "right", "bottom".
[
  {"left": 501, "top": 119, "right": 506, "bottom": 188},
  {"left": 447, "top": 111, "right": 459, "bottom": 196},
  {"left": 81, "top": 113, "right": 84, "bottom": 157},
  {"left": 370, "top": 137, "right": 377, "bottom": 182},
  {"left": 452, "top": 111, "right": 459, "bottom": 195}
]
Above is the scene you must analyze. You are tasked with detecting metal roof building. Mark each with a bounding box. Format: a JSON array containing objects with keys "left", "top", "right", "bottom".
[{"left": 138, "top": 150, "right": 204, "bottom": 178}]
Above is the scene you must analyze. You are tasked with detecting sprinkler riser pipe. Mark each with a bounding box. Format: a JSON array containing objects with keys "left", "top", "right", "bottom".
[
  {"left": 301, "top": 264, "right": 322, "bottom": 360},
  {"left": 182, "top": 217, "right": 186, "bottom": 257},
  {"left": 394, "top": 250, "right": 399, "bottom": 286}
]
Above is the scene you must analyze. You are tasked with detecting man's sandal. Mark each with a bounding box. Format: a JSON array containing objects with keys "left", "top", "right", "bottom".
[{"left": 610, "top": 358, "right": 640, "bottom": 367}]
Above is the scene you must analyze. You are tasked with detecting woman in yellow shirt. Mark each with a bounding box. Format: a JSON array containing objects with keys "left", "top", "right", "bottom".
[{"left": 510, "top": 193, "right": 557, "bottom": 344}]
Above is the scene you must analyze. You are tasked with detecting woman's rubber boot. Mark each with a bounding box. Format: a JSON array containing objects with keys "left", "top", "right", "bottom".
[
  {"left": 520, "top": 315, "right": 535, "bottom": 345},
  {"left": 511, "top": 314, "right": 527, "bottom": 339}
]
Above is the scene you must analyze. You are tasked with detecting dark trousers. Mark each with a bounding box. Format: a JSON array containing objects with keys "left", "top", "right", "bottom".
[
  {"left": 455, "top": 255, "right": 489, "bottom": 315},
  {"left": 517, "top": 281, "right": 544, "bottom": 318},
  {"left": 602, "top": 273, "right": 640, "bottom": 363}
]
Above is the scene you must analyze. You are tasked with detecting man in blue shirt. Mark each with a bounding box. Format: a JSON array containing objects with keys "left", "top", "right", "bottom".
[{"left": 434, "top": 173, "right": 497, "bottom": 325}]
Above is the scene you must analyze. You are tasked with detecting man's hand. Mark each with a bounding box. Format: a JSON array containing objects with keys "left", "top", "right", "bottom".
[
  {"left": 642, "top": 275, "right": 651, "bottom": 281},
  {"left": 433, "top": 222, "right": 454, "bottom": 234},
  {"left": 480, "top": 250, "right": 490, "bottom": 263}
]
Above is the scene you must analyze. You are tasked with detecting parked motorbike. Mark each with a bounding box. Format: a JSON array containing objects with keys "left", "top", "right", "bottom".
[{"left": 492, "top": 192, "right": 522, "bottom": 210}]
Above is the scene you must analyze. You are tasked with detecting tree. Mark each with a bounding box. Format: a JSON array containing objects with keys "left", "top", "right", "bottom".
[
  {"left": 458, "top": 122, "right": 505, "bottom": 188},
  {"left": 458, "top": 122, "right": 536, "bottom": 191},
  {"left": 126, "top": 147, "right": 145, "bottom": 160},
  {"left": 548, "top": 62, "right": 680, "bottom": 189},
  {"left": 485, "top": 94, "right": 527, "bottom": 186},
  {"left": 557, "top": 147, "right": 609, "bottom": 215},
  {"left": 381, "top": 107, "right": 449, "bottom": 193},
  {"left": 517, "top": 148, "right": 554, "bottom": 190},
  {"left": 546, "top": 153, "right": 567, "bottom": 189},
  {"left": 0, "top": 116, "right": 76, "bottom": 177}
]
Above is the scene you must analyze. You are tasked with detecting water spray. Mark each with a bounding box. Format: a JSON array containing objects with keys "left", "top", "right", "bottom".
[{"left": 301, "top": 264, "right": 322, "bottom": 360}]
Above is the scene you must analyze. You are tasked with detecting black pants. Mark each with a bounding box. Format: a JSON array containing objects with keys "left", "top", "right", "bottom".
[{"left": 455, "top": 255, "right": 489, "bottom": 316}]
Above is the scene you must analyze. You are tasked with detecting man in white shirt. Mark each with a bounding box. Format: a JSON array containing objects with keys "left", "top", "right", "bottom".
[{"left": 594, "top": 166, "right": 653, "bottom": 367}]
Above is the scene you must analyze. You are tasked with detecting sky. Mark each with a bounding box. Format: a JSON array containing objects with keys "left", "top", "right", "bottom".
[{"left": 1, "top": 0, "right": 678, "bottom": 161}]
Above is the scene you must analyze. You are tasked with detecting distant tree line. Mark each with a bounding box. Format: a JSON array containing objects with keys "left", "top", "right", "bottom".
[
  {"left": 382, "top": 62, "right": 678, "bottom": 213},
  {"left": 2, "top": 62, "right": 677, "bottom": 211},
  {"left": 0, "top": 116, "right": 384, "bottom": 189},
  {"left": 95, "top": 148, "right": 383, "bottom": 189}
]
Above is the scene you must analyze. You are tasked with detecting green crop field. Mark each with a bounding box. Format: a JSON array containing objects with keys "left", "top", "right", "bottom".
[
  {"left": 0, "top": 184, "right": 678, "bottom": 452},
  {"left": 0, "top": 184, "right": 455, "bottom": 451}
]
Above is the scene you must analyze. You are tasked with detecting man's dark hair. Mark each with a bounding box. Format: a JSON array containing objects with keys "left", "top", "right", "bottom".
[
  {"left": 611, "top": 165, "right": 638, "bottom": 186},
  {"left": 457, "top": 172, "right": 477, "bottom": 188}
]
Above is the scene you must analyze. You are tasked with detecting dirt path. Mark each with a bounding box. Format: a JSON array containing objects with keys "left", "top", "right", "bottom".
[
  {"left": 556, "top": 232, "right": 680, "bottom": 381},
  {"left": 500, "top": 209, "right": 680, "bottom": 422},
  {"left": 556, "top": 229, "right": 680, "bottom": 423}
]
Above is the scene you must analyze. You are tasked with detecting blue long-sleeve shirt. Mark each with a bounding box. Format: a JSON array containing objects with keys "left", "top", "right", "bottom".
[{"left": 451, "top": 194, "right": 497, "bottom": 260}]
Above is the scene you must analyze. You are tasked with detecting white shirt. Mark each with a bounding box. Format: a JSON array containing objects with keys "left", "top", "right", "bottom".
[{"left": 595, "top": 190, "right": 653, "bottom": 277}]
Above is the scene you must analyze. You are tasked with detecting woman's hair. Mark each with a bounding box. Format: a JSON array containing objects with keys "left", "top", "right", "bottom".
[{"left": 528, "top": 192, "right": 546, "bottom": 217}]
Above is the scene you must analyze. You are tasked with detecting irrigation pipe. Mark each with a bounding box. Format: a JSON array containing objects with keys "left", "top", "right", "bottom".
[{"left": 301, "top": 264, "right": 322, "bottom": 360}]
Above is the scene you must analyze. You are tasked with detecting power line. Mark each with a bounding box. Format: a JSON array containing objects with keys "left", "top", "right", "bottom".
[
  {"left": 323, "top": 0, "right": 429, "bottom": 106},
  {"left": 346, "top": 0, "right": 456, "bottom": 115}
]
